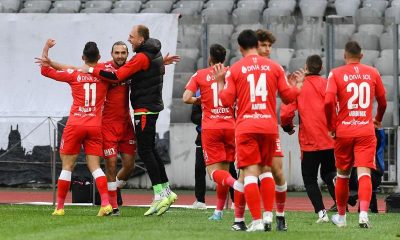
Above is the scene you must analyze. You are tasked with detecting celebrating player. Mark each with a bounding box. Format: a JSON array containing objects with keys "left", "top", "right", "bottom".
[
  {"left": 214, "top": 29, "right": 301, "bottom": 232},
  {"left": 183, "top": 44, "right": 245, "bottom": 227},
  {"left": 325, "top": 41, "right": 387, "bottom": 228}
]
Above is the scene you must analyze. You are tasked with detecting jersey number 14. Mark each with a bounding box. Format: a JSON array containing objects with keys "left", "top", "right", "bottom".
[{"left": 247, "top": 73, "right": 268, "bottom": 102}]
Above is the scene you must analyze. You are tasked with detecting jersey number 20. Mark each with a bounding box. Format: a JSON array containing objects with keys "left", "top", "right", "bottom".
[{"left": 347, "top": 82, "right": 370, "bottom": 109}]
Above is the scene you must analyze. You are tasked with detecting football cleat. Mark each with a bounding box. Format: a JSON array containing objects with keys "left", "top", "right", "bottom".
[
  {"left": 331, "top": 214, "right": 347, "bottom": 227},
  {"left": 52, "top": 208, "right": 65, "bottom": 216},
  {"left": 263, "top": 212, "right": 273, "bottom": 231},
  {"left": 316, "top": 210, "right": 329, "bottom": 223},
  {"left": 208, "top": 211, "right": 223, "bottom": 221},
  {"left": 97, "top": 204, "right": 113, "bottom": 217},
  {"left": 359, "top": 215, "right": 371, "bottom": 228},
  {"left": 144, "top": 199, "right": 163, "bottom": 216},
  {"left": 246, "top": 220, "right": 264, "bottom": 232},
  {"left": 231, "top": 221, "right": 247, "bottom": 231},
  {"left": 276, "top": 216, "right": 288, "bottom": 231},
  {"left": 111, "top": 208, "right": 120, "bottom": 216},
  {"left": 156, "top": 192, "right": 178, "bottom": 216}
]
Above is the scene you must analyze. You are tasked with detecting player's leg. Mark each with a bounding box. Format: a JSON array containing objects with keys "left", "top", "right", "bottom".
[
  {"left": 243, "top": 164, "right": 264, "bottom": 232},
  {"left": 320, "top": 149, "right": 337, "bottom": 208},
  {"left": 53, "top": 125, "right": 81, "bottom": 215},
  {"left": 134, "top": 114, "right": 168, "bottom": 216},
  {"left": 331, "top": 137, "right": 354, "bottom": 227},
  {"left": 231, "top": 172, "right": 247, "bottom": 231},
  {"left": 193, "top": 144, "right": 207, "bottom": 209},
  {"left": 104, "top": 156, "right": 119, "bottom": 212},
  {"left": 115, "top": 121, "right": 136, "bottom": 189},
  {"left": 271, "top": 156, "right": 288, "bottom": 231},
  {"left": 302, "top": 151, "right": 327, "bottom": 223},
  {"left": 259, "top": 165, "right": 275, "bottom": 231},
  {"left": 207, "top": 162, "right": 230, "bottom": 220},
  {"left": 355, "top": 135, "right": 377, "bottom": 228}
]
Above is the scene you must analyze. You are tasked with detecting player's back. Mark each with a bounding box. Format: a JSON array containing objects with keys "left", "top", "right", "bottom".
[
  {"left": 100, "top": 61, "right": 130, "bottom": 124},
  {"left": 195, "top": 67, "right": 235, "bottom": 129},
  {"left": 228, "top": 55, "right": 288, "bottom": 134},
  {"left": 328, "top": 63, "right": 384, "bottom": 137}
]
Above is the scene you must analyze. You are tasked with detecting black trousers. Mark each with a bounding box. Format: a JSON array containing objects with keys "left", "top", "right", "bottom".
[
  {"left": 195, "top": 145, "right": 206, "bottom": 203},
  {"left": 134, "top": 114, "right": 168, "bottom": 186},
  {"left": 301, "top": 149, "right": 336, "bottom": 213}
]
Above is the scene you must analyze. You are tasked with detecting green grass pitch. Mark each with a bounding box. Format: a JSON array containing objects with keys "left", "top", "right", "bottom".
[{"left": 0, "top": 205, "right": 399, "bottom": 240}]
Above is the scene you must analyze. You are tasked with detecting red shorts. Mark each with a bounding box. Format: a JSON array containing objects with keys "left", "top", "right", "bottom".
[
  {"left": 202, "top": 129, "right": 235, "bottom": 166},
  {"left": 102, "top": 121, "right": 136, "bottom": 158},
  {"left": 60, "top": 125, "right": 102, "bottom": 156},
  {"left": 274, "top": 137, "right": 284, "bottom": 157},
  {"left": 334, "top": 135, "right": 377, "bottom": 171},
  {"left": 236, "top": 133, "right": 277, "bottom": 168}
]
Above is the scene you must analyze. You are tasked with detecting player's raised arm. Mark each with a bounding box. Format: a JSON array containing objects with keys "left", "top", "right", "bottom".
[
  {"left": 214, "top": 63, "right": 235, "bottom": 107},
  {"left": 277, "top": 66, "right": 301, "bottom": 104},
  {"left": 36, "top": 39, "right": 79, "bottom": 71},
  {"left": 183, "top": 72, "right": 201, "bottom": 104},
  {"left": 163, "top": 53, "right": 181, "bottom": 65}
]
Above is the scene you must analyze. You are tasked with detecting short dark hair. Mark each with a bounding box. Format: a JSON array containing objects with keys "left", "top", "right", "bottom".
[
  {"left": 345, "top": 41, "right": 362, "bottom": 58},
  {"left": 83, "top": 41, "right": 99, "bottom": 64},
  {"left": 237, "top": 29, "right": 258, "bottom": 50},
  {"left": 137, "top": 25, "right": 149, "bottom": 41},
  {"left": 306, "top": 55, "right": 322, "bottom": 74},
  {"left": 209, "top": 44, "right": 226, "bottom": 64},
  {"left": 255, "top": 29, "right": 276, "bottom": 44},
  {"left": 111, "top": 41, "right": 128, "bottom": 53}
]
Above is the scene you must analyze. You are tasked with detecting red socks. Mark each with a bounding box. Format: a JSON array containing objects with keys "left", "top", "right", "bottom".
[
  {"left": 335, "top": 175, "right": 350, "bottom": 216},
  {"left": 212, "top": 170, "right": 236, "bottom": 188},
  {"left": 234, "top": 189, "right": 246, "bottom": 221},
  {"left": 92, "top": 169, "right": 110, "bottom": 207},
  {"left": 259, "top": 172, "right": 275, "bottom": 212},
  {"left": 358, "top": 174, "right": 372, "bottom": 213},
  {"left": 216, "top": 184, "right": 229, "bottom": 211},
  {"left": 244, "top": 176, "right": 262, "bottom": 220},
  {"left": 56, "top": 170, "right": 71, "bottom": 210}
]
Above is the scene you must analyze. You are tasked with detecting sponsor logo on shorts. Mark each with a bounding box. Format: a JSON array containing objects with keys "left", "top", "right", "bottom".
[
  {"left": 129, "top": 140, "right": 136, "bottom": 145},
  {"left": 135, "top": 120, "right": 140, "bottom": 126},
  {"left": 104, "top": 148, "right": 116, "bottom": 157}
]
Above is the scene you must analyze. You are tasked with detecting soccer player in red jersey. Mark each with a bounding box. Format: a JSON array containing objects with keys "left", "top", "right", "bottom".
[
  {"left": 256, "top": 29, "right": 289, "bottom": 231},
  {"left": 281, "top": 55, "right": 336, "bottom": 223},
  {"left": 325, "top": 41, "right": 387, "bottom": 228},
  {"left": 38, "top": 40, "right": 112, "bottom": 216},
  {"left": 182, "top": 44, "right": 245, "bottom": 229},
  {"left": 99, "top": 42, "right": 136, "bottom": 216},
  {"left": 215, "top": 29, "right": 300, "bottom": 232}
]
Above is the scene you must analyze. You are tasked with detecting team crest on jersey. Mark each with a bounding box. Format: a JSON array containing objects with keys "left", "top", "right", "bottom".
[
  {"left": 66, "top": 69, "right": 74, "bottom": 74},
  {"left": 328, "top": 72, "right": 333, "bottom": 79},
  {"left": 343, "top": 74, "right": 349, "bottom": 82},
  {"left": 241, "top": 66, "right": 247, "bottom": 74},
  {"left": 226, "top": 70, "right": 231, "bottom": 78},
  {"left": 252, "top": 57, "right": 257, "bottom": 64},
  {"left": 77, "top": 75, "right": 81, "bottom": 82}
]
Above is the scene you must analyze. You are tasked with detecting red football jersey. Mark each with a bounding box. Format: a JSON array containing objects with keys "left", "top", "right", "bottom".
[
  {"left": 219, "top": 55, "right": 298, "bottom": 134},
  {"left": 326, "top": 63, "right": 386, "bottom": 137},
  {"left": 99, "top": 61, "right": 131, "bottom": 124},
  {"left": 185, "top": 67, "right": 235, "bottom": 129},
  {"left": 41, "top": 66, "right": 108, "bottom": 127}
]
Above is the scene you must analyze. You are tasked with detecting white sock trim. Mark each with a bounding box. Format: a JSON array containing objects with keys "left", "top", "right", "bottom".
[
  {"left": 116, "top": 177, "right": 127, "bottom": 188},
  {"left": 358, "top": 173, "right": 371, "bottom": 180},
  {"left": 259, "top": 172, "right": 273, "bottom": 180},
  {"left": 210, "top": 170, "right": 216, "bottom": 182},
  {"left": 59, "top": 170, "right": 71, "bottom": 181},
  {"left": 275, "top": 182, "right": 287, "bottom": 192},
  {"left": 244, "top": 176, "right": 258, "bottom": 186},
  {"left": 107, "top": 182, "right": 117, "bottom": 191},
  {"left": 337, "top": 174, "right": 350, "bottom": 179},
  {"left": 92, "top": 168, "right": 105, "bottom": 179},
  {"left": 233, "top": 181, "right": 244, "bottom": 192},
  {"left": 235, "top": 217, "right": 245, "bottom": 222}
]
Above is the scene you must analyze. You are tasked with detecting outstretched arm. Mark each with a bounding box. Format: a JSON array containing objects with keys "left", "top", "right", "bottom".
[
  {"left": 163, "top": 53, "right": 181, "bottom": 65},
  {"left": 36, "top": 39, "right": 78, "bottom": 70}
]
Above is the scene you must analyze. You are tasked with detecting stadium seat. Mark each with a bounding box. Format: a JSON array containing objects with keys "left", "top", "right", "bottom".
[
  {"left": 381, "top": 75, "right": 394, "bottom": 101},
  {"left": 289, "top": 57, "right": 307, "bottom": 73},
  {"left": 270, "top": 48, "right": 295, "bottom": 70},
  {"left": 323, "top": 31, "right": 350, "bottom": 49},
  {"left": 205, "top": 0, "right": 234, "bottom": 12},
  {"left": 273, "top": 32, "right": 291, "bottom": 48},
  {"left": 379, "top": 31, "right": 399, "bottom": 50},
  {"left": 360, "top": 50, "right": 379, "bottom": 66},
  {"left": 237, "top": 0, "right": 266, "bottom": 10},
  {"left": 80, "top": 7, "right": 109, "bottom": 12},
  {"left": 267, "top": 22, "right": 296, "bottom": 36},
  {"left": 177, "top": 29, "right": 201, "bottom": 49},
  {"left": 234, "top": 23, "right": 264, "bottom": 34},
  {"left": 295, "top": 49, "right": 323, "bottom": 58},
  {"left": 204, "top": 24, "right": 233, "bottom": 50},
  {"left": 320, "top": 58, "right": 345, "bottom": 75},
  {"left": 299, "top": 0, "right": 328, "bottom": 17},
  {"left": 52, "top": 0, "right": 81, "bottom": 13},
  {"left": 335, "top": 24, "right": 356, "bottom": 37},
  {"left": 170, "top": 98, "right": 192, "bottom": 123},
  {"left": 374, "top": 55, "right": 397, "bottom": 76},
  {"left": 351, "top": 32, "right": 379, "bottom": 50},
  {"left": 0, "top": 2, "right": 4, "bottom": 12},
  {"left": 232, "top": 8, "right": 261, "bottom": 25},
  {"left": 202, "top": 8, "right": 231, "bottom": 24},
  {"left": 173, "top": 0, "right": 203, "bottom": 13},
  {"left": 84, "top": 0, "right": 112, "bottom": 11},
  {"left": 268, "top": 0, "right": 296, "bottom": 13},
  {"left": 358, "top": 24, "right": 384, "bottom": 37},
  {"left": 363, "top": 0, "right": 388, "bottom": 15},
  {"left": 49, "top": 6, "right": 77, "bottom": 13},
  {"left": 140, "top": 7, "right": 168, "bottom": 13},
  {"left": 177, "top": 48, "right": 200, "bottom": 60},
  {"left": 172, "top": 7, "right": 201, "bottom": 24},
  {"left": 384, "top": 6, "right": 400, "bottom": 24},
  {"left": 144, "top": 0, "right": 172, "bottom": 12},
  {"left": 355, "top": 7, "right": 383, "bottom": 25},
  {"left": 335, "top": 0, "right": 360, "bottom": 17},
  {"left": 295, "top": 27, "right": 323, "bottom": 49},
  {"left": 22, "top": 0, "right": 51, "bottom": 12},
  {"left": 0, "top": 0, "right": 21, "bottom": 12},
  {"left": 173, "top": 73, "right": 193, "bottom": 98},
  {"left": 111, "top": 7, "right": 138, "bottom": 13},
  {"left": 113, "top": 1, "right": 141, "bottom": 12},
  {"left": 262, "top": 7, "right": 292, "bottom": 24},
  {"left": 381, "top": 101, "right": 393, "bottom": 127}
]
